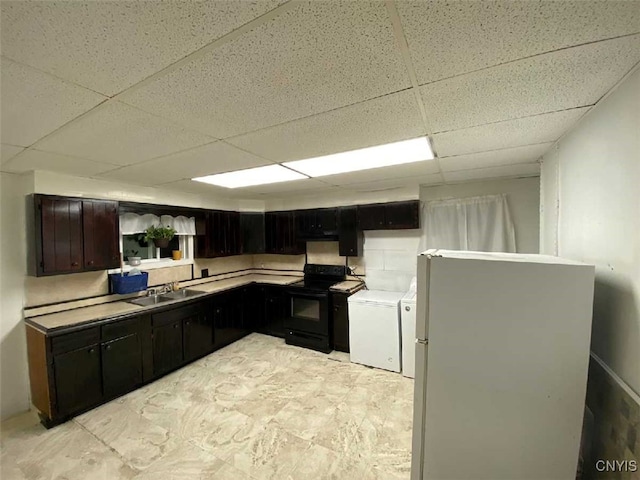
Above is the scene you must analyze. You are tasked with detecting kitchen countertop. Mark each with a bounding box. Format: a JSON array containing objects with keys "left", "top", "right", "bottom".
[
  {"left": 330, "top": 280, "right": 365, "bottom": 294},
  {"left": 26, "top": 273, "right": 302, "bottom": 333}
]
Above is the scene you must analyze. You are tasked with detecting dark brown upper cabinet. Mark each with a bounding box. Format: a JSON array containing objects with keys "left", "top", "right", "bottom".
[
  {"left": 240, "top": 212, "right": 266, "bottom": 254},
  {"left": 266, "top": 211, "right": 304, "bottom": 255},
  {"left": 295, "top": 208, "right": 338, "bottom": 239},
  {"left": 31, "top": 194, "right": 120, "bottom": 276},
  {"left": 358, "top": 200, "right": 420, "bottom": 230},
  {"left": 195, "top": 210, "right": 241, "bottom": 258},
  {"left": 82, "top": 199, "right": 119, "bottom": 270},
  {"left": 338, "top": 206, "right": 361, "bottom": 256},
  {"left": 357, "top": 203, "right": 386, "bottom": 230}
]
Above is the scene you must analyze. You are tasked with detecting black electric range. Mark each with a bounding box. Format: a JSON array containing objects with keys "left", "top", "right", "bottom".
[{"left": 284, "top": 264, "right": 347, "bottom": 353}]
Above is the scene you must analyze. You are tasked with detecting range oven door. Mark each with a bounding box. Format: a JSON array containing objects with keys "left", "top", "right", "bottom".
[{"left": 285, "top": 290, "right": 329, "bottom": 336}]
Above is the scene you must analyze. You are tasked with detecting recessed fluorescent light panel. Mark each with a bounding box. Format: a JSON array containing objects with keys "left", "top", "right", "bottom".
[
  {"left": 283, "top": 137, "right": 434, "bottom": 177},
  {"left": 192, "top": 164, "right": 308, "bottom": 189}
]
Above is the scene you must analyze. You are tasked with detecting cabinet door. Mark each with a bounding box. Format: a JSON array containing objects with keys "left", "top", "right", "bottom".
[
  {"left": 54, "top": 344, "right": 102, "bottom": 416},
  {"left": 332, "top": 294, "right": 350, "bottom": 352},
  {"left": 212, "top": 293, "right": 235, "bottom": 349},
  {"left": 240, "top": 213, "right": 265, "bottom": 254},
  {"left": 226, "top": 211, "right": 241, "bottom": 256},
  {"left": 211, "top": 211, "right": 228, "bottom": 257},
  {"left": 358, "top": 204, "right": 385, "bottom": 230},
  {"left": 102, "top": 333, "right": 143, "bottom": 398},
  {"left": 316, "top": 208, "right": 337, "bottom": 232},
  {"left": 83, "top": 199, "right": 119, "bottom": 270},
  {"left": 338, "top": 206, "right": 359, "bottom": 256},
  {"left": 265, "top": 287, "right": 288, "bottom": 337},
  {"left": 152, "top": 321, "right": 183, "bottom": 376},
  {"left": 295, "top": 210, "right": 311, "bottom": 237},
  {"left": 183, "top": 309, "right": 213, "bottom": 362},
  {"left": 195, "top": 215, "right": 212, "bottom": 258},
  {"left": 385, "top": 201, "right": 420, "bottom": 229},
  {"left": 265, "top": 212, "right": 277, "bottom": 254},
  {"left": 38, "top": 196, "right": 84, "bottom": 275}
]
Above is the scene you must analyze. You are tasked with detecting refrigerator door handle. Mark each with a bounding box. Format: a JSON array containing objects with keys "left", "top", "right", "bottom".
[{"left": 416, "top": 338, "right": 428, "bottom": 345}]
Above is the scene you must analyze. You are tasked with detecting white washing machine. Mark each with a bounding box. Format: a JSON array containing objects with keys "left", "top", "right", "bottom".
[
  {"left": 348, "top": 289, "right": 405, "bottom": 373},
  {"left": 400, "top": 290, "right": 417, "bottom": 378}
]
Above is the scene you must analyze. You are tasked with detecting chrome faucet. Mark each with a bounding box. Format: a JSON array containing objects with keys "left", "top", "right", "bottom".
[
  {"left": 161, "top": 283, "right": 173, "bottom": 294},
  {"left": 146, "top": 287, "right": 158, "bottom": 297}
]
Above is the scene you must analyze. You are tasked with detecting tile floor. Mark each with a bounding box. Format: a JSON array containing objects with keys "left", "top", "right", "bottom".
[{"left": 1, "top": 333, "right": 414, "bottom": 480}]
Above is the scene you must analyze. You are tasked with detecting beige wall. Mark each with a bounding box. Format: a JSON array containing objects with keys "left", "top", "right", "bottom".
[
  {"left": 420, "top": 177, "right": 541, "bottom": 254},
  {"left": 0, "top": 172, "right": 34, "bottom": 419},
  {"left": 540, "top": 66, "right": 640, "bottom": 395}
]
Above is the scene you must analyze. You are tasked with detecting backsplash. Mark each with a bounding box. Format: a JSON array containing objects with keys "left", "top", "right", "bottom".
[
  {"left": 25, "top": 270, "right": 108, "bottom": 307},
  {"left": 193, "top": 255, "right": 254, "bottom": 278},
  {"left": 583, "top": 355, "right": 639, "bottom": 479},
  {"left": 362, "top": 230, "right": 421, "bottom": 292},
  {"left": 24, "top": 257, "right": 249, "bottom": 307},
  {"left": 253, "top": 254, "right": 305, "bottom": 272}
]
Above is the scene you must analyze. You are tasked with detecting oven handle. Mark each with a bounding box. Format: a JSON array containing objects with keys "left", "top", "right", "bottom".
[{"left": 287, "top": 291, "right": 328, "bottom": 300}]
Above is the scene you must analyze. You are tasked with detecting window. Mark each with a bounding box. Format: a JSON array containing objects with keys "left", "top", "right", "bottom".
[{"left": 119, "top": 213, "right": 196, "bottom": 266}]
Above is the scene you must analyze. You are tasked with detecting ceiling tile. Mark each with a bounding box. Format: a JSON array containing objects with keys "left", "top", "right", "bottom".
[
  {"left": 420, "top": 35, "right": 640, "bottom": 133},
  {"left": 443, "top": 163, "right": 540, "bottom": 183},
  {"left": 95, "top": 141, "right": 272, "bottom": 186},
  {"left": 1, "top": 149, "right": 118, "bottom": 176},
  {"left": 439, "top": 144, "right": 550, "bottom": 172},
  {"left": 1, "top": 57, "right": 106, "bottom": 147},
  {"left": 121, "top": 1, "right": 410, "bottom": 138},
  {"left": 1, "top": 144, "right": 25, "bottom": 164},
  {"left": 432, "top": 108, "right": 588, "bottom": 157},
  {"left": 342, "top": 173, "right": 443, "bottom": 192},
  {"left": 227, "top": 90, "right": 425, "bottom": 162},
  {"left": 397, "top": 0, "right": 640, "bottom": 85},
  {"left": 33, "top": 101, "right": 214, "bottom": 166},
  {"left": 0, "top": 1, "right": 286, "bottom": 96},
  {"left": 320, "top": 161, "right": 440, "bottom": 186}
]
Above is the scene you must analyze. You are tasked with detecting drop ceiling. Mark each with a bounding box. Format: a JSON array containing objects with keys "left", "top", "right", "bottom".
[{"left": 1, "top": 0, "right": 639, "bottom": 201}]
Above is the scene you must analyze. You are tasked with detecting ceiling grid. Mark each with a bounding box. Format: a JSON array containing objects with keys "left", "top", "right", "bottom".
[{"left": 1, "top": 0, "right": 639, "bottom": 199}]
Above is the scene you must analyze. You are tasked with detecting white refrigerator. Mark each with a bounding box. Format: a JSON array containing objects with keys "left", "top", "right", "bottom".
[{"left": 411, "top": 250, "right": 595, "bottom": 480}]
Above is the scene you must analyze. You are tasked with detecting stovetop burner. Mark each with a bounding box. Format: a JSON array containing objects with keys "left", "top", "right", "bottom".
[{"left": 291, "top": 264, "right": 347, "bottom": 292}]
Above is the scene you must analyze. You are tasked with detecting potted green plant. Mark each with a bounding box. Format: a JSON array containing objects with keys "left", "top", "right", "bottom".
[
  {"left": 126, "top": 249, "right": 141, "bottom": 266},
  {"left": 144, "top": 224, "right": 176, "bottom": 249}
]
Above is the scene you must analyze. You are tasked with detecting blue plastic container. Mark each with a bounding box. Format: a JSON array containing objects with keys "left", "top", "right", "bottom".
[{"left": 110, "top": 272, "right": 149, "bottom": 294}]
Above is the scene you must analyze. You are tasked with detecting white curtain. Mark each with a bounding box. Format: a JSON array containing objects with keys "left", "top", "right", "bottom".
[
  {"left": 120, "top": 213, "right": 196, "bottom": 235},
  {"left": 421, "top": 194, "right": 516, "bottom": 252}
]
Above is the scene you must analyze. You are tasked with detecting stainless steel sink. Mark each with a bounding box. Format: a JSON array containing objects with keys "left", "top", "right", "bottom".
[
  {"left": 127, "top": 295, "right": 175, "bottom": 307},
  {"left": 127, "top": 289, "right": 205, "bottom": 306},
  {"left": 163, "top": 289, "right": 205, "bottom": 300}
]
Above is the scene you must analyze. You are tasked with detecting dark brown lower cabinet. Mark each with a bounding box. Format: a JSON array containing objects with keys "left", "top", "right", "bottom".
[
  {"left": 183, "top": 309, "right": 213, "bottom": 362},
  {"left": 53, "top": 344, "right": 102, "bottom": 416},
  {"left": 27, "top": 285, "right": 302, "bottom": 428},
  {"left": 102, "top": 333, "right": 143, "bottom": 398},
  {"left": 264, "top": 286, "right": 289, "bottom": 338},
  {"left": 331, "top": 293, "right": 350, "bottom": 353},
  {"left": 152, "top": 320, "right": 183, "bottom": 376},
  {"left": 212, "top": 289, "right": 249, "bottom": 349}
]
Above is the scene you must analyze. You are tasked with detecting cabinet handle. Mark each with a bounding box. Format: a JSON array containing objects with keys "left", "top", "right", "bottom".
[
  {"left": 88, "top": 260, "right": 94, "bottom": 265},
  {"left": 185, "top": 321, "right": 190, "bottom": 325},
  {"left": 71, "top": 262, "right": 79, "bottom": 267},
  {"left": 88, "top": 348, "right": 95, "bottom": 354},
  {"left": 173, "top": 324, "right": 178, "bottom": 329},
  {"left": 105, "top": 344, "right": 112, "bottom": 351}
]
